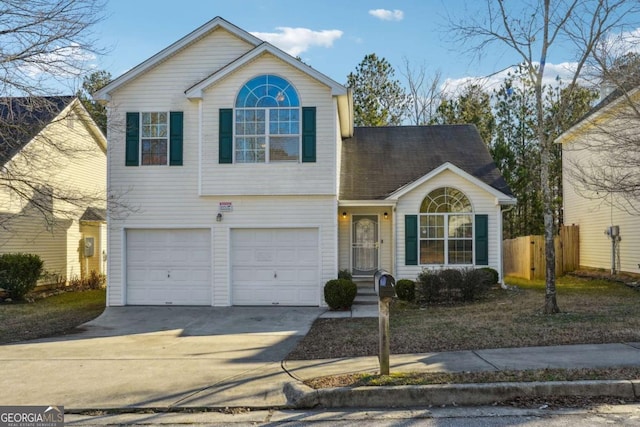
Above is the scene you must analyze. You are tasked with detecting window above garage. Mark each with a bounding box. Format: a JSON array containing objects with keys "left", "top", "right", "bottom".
[{"left": 218, "top": 74, "right": 316, "bottom": 164}]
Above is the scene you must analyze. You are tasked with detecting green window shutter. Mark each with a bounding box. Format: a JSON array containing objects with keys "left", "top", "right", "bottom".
[
  {"left": 125, "top": 112, "right": 139, "bottom": 166},
  {"left": 405, "top": 215, "right": 418, "bottom": 265},
  {"left": 169, "top": 111, "right": 183, "bottom": 166},
  {"left": 302, "top": 107, "right": 316, "bottom": 162},
  {"left": 475, "top": 214, "right": 489, "bottom": 265},
  {"left": 219, "top": 108, "right": 233, "bottom": 164}
]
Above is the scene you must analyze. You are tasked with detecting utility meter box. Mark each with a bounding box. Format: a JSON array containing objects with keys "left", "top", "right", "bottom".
[
  {"left": 84, "top": 237, "right": 95, "bottom": 257},
  {"left": 374, "top": 269, "right": 396, "bottom": 299}
]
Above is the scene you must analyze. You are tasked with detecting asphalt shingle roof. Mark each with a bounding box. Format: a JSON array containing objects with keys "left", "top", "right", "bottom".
[
  {"left": 80, "top": 206, "right": 107, "bottom": 222},
  {"left": 340, "top": 125, "right": 513, "bottom": 200},
  {"left": 0, "top": 96, "right": 75, "bottom": 167}
]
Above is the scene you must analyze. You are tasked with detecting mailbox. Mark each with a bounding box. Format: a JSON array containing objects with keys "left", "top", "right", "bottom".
[{"left": 373, "top": 269, "right": 396, "bottom": 299}]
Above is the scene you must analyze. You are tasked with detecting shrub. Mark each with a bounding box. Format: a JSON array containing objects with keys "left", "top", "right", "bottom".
[
  {"left": 0, "top": 253, "right": 44, "bottom": 300},
  {"left": 69, "top": 271, "right": 106, "bottom": 291},
  {"left": 415, "top": 270, "right": 442, "bottom": 305},
  {"left": 461, "top": 268, "right": 493, "bottom": 301},
  {"left": 337, "top": 269, "right": 353, "bottom": 281},
  {"left": 395, "top": 279, "right": 415, "bottom": 302},
  {"left": 324, "top": 278, "right": 357, "bottom": 310},
  {"left": 480, "top": 267, "right": 500, "bottom": 285},
  {"left": 415, "top": 268, "right": 493, "bottom": 305}
]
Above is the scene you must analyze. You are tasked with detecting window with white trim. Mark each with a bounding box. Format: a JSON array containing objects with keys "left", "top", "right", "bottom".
[
  {"left": 234, "top": 75, "right": 300, "bottom": 163},
  {"left": 141, "top": 112, "right": 168, "bottom": 165},
  {"left": 419, "top": 187, "right": 473, "bottom": 265}
]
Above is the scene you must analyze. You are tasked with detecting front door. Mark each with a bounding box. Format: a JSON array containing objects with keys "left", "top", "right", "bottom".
[{"left": 352, "top": 215, "right": 379, "bottom": 276}]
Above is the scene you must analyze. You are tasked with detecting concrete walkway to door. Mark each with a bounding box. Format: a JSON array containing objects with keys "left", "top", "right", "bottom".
[{"left": 0, "top": 306, "right": 323, "bottom": 409}]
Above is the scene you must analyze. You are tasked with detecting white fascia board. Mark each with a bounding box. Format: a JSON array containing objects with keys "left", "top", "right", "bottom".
[
  {"left": 185, "top": 43, "right": 347, "bottom": 99},
  {"left": 556, "top": 86, "right": 640, "bottom": 144},
  {"left": 94, "top": 17, "right": 262, "bottom": 102},
  {"left": 338, "top": 200, "right": 397, "bottom": 207},
  {"left": 387, "top": 162, "right": 517, "bottom": 205}
]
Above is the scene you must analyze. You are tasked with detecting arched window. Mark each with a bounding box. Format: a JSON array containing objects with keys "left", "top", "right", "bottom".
[
  {"left": 234, "top": 75, "right": 300, "bottom": 163},
  {"left": 419, "top": 187, "right": 473, "bottom": 265}
]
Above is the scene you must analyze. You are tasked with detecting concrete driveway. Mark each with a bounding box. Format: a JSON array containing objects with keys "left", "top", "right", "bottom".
[{"left": 0, "top": 306, "right": 324, "bottom": 409}]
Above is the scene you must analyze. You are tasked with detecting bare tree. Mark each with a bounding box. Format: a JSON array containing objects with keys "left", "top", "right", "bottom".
[
  {"left": 399, "top": 57, "right": 446, "bottom": 125},
  {"left": 448, "top": 0, "right": 639, "bottom": 313},
  {"left": 0, "top": 1, "right": 111, "bottom": 230}
]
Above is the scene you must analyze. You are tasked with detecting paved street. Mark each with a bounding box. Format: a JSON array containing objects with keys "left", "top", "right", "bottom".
[{"left": 64, "top": 404, "right": 640, "bottom": 426}]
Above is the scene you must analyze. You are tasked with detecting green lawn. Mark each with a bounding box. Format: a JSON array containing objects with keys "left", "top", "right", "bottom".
[{"left": 0, "top": 289, "right": 106, "bottom": 344}]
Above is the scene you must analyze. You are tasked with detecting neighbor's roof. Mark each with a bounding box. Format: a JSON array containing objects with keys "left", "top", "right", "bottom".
[
  {"left": 80, "top": 206, "right": 107, "bottom": 222},
  {"left": 340, "top": 125, "right": 514, "bottom": 200},
  {"left": 0, "top": 96, "right": 75, "bottom": 167},
  {"left": 556, "top": 83, "right": 640, "bottom": 144}
]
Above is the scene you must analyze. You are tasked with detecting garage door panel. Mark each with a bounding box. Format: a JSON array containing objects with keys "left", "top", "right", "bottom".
[
  {"left": 297, "top": 249, "right": 318, "bottom": 264},
  {"left": 231, "top": 228, "right": 319, "bottom": 306},
  {"left": 126, "top": 229, "right": 211, "bottom": 306}
]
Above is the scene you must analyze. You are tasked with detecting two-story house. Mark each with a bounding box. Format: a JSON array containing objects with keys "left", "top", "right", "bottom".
[
  {"left": 0, "top": 96, "right": 107, "bottom": 282},
  {"left": 95, "top": 17, "right": 515, "bottom": 307}
]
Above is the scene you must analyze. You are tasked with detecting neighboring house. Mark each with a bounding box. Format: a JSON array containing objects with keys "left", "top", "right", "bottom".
[
  {"left": 0, "top": 96, "right": 107, "bottom": 283},
  {"left": 94, "top": 17, "right": 515, "bottom": 307},
  {"left": 558, "top": 89, "right": 640, "bottom": 276}
]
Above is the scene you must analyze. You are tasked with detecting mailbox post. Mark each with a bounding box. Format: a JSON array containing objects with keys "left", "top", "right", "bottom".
[{"left": 374, "top": 269, "right": 396, "bottom": 375}]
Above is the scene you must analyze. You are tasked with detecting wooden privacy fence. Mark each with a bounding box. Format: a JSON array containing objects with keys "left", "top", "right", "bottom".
[{"left": 503, "top": 225, "right": 579, "bottom": 280}]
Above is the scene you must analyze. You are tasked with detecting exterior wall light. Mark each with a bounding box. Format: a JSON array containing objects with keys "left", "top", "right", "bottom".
[
  {"left": 383, "top": 212, "right": 388, "bottom": 219},
  {"left": 216, "top": 213, "right": 223, "bottom": 222},
  {"left": 342, "top": 211, "right": 347, "bottom": 219}
]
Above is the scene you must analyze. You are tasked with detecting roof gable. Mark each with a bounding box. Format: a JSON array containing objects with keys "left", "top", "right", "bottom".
[
  {"left": 185, "top": 43, "right": 347, "bottom": 98},
  {"left": 339, "top": 125, "right": 514, "bottom": 201},
  {"left": 0, "top": 96, "right": 75, "bottom": 167},
  {"left": 94, "top": 17, "right": 263, "bottom": 101},
  {"left": 557, "top": 86, "right": 640, "bottom": 144}
]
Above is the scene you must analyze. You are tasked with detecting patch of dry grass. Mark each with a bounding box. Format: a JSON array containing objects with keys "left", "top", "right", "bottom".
[
  {"left": 0, "top": 289, "right": 106, "bottom": 343},
  {"left": 287, "top": 275, "right": 640, "bottom": 360},
  {"left": 304, "top": 367, "right": 640, "bottom": 389}
]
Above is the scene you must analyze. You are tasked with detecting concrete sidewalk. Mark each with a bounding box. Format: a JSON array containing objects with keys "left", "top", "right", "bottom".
[
  {"left": 1, "top": 305, "right": 640, "bottom": 411},
  {"left": 283, "top": 342, "right": 640, "bottom": 408},
  {"left": 284, "top": 342, "right": 640, "bottom": 380}
]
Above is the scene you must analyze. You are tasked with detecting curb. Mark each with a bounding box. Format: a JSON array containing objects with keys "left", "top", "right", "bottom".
[{"left": 284, "top": 379, "right": 640, "bottom": 408}]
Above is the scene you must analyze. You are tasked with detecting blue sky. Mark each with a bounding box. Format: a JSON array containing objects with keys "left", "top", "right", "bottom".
[
  {"left": 93, "top": 0, "right": 638, "bottom": 95},
  {"left": 94, "top": 0, "right": 501, "bottom": 90}
]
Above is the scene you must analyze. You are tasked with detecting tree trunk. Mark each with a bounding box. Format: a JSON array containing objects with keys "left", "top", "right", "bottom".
[{"left": 540, "top": 134, "right": 560, "bottom": 314}]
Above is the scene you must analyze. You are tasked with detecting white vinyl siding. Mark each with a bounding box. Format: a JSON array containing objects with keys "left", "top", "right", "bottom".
[
  {"left": 107, "top": 196, "right": 337, "bottom": 306},
  {"left": 104, "top": 28, "right": 340, "bottom": 306},
  {"left": 563, "top": 139, "right": 640, "bottom": 274},
  {"left": 200, "top": 55, "right": 337, "bottom": 196},
  {"left": 395, "top": 170, "right": 502, "bottom": 281}
]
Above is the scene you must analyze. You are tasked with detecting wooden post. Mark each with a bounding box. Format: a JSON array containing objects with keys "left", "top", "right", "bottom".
[{"left": 379, "top": 296, "right": 392, "bottom": 375}]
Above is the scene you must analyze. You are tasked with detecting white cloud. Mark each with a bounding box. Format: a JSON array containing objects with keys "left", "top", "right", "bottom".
[
  {"left": 251, "top": 27, "right": 343, "bottom": 57},
  {"left": 369, "top": 9, "right": 404, "bottom": 21},
  {"left": 441, "top": 62, "right": 587, "bottom": 97},
  {"left": 22, "top": 43, "right": 96, "bottom": 78}
]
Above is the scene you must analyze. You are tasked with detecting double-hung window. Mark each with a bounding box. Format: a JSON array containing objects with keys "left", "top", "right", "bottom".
[
  {"left": 419, "top": 187, "right": 473, "bottom": 265},
  {"left": 125, "top": 111, "right": 183, "bottom": 167},
  {"left": 140, "top": 112, "right": 168, "bottom": 165},
  {"left": 234, "top": 75, "right": 300, "bottom": 163}
]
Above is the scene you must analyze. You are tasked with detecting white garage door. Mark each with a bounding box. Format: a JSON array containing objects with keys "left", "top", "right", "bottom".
[
  {"left": 231, "top": 228, "right": 319, "bottom": 306},
  {"left": 126, "top": 229, "right": 211, "bottom": 305}
]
